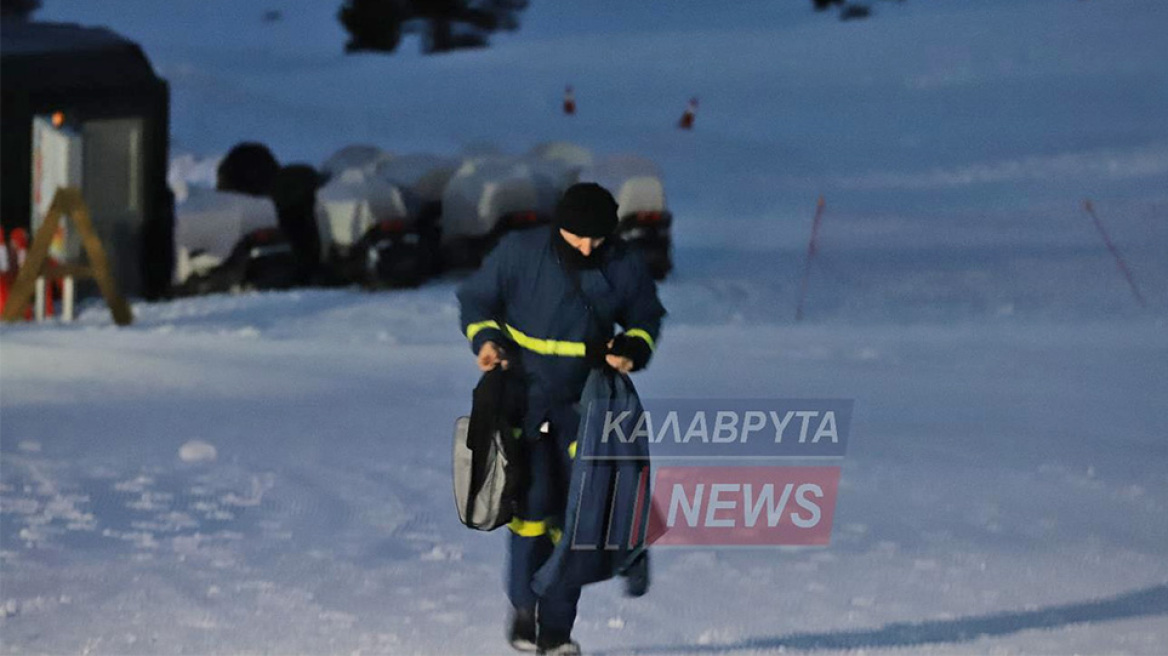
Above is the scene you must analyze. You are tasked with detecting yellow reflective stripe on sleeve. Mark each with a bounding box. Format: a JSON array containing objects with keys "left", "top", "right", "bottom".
[
  {"left": 504, "top": 324, "right": 586, "bottom": 357},
  {"left": 626, "top": 328, "right": 656, "bottom": 352},
  {"left": 507, "top": 518, "right": 547, "bottom": 537},
  {"left": 568, "top": 441, "right": 577, "bottom": 459},
  {"left": 465, "top": 320, "right": 500, "bottom": 342}
]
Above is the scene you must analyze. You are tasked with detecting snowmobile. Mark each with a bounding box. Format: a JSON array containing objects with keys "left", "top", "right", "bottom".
[
  {"left": 320, "top": 143, "right": 391, "bottom": 180},
  {"left": 347, "top": 217, "right": 435, "bottom": 288},
  {"left": 439, "top": 155, "right": 562, "bottom": 270},
  {"left": 618, "top": 207, "right": 673, "bottom": 281},
  {"left": 316, "top": 166, "right": 432, "bottom": 287},
  {"left": 173, "top": 187, "right": 303, "bottom": 294},
  {"left": 174, "top": 226, "right": 300, "bottom": 296},
  {"left": 527, "top": 141, "right": 593, "bottom": 186}
]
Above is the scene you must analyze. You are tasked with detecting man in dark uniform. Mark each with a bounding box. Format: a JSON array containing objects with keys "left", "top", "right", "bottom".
[{"left": 457, "top": 183, "right": 666, "bottom": 655}]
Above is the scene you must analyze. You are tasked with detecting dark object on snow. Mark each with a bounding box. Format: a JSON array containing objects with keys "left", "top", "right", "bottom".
[
  {"left": 217, "top": 142, "right": 280, "bottom": 197},
  {"left": 175, "top": 226, "right": 300, "bottom": 296},
  {"left": 812, "top": 0, "right": 843, "bottom": 11},
  {"left": 840, "top": 3, "right": 872, "bottom": 20},
  {"left": 271, "top": 164, "right": 324, "bottom": 285},
  {"left": 261, "top": 9, "right": 283, "bottom": 23},
  {"left": 1, "top": 20, "right": 172, "bottom": 300},
  {"left": 453, "top": 366, "right": 527, "bottom": 531},
  {"left": 338, "top": 0, "right": 528, "bottom": 55}
]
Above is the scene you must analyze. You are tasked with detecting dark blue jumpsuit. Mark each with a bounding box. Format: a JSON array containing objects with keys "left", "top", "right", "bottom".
[{"left": 457, "top": 226, "right": 665, "bottom": 633}]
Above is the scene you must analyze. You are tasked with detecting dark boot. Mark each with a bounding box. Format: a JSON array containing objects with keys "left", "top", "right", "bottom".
[
  {"left": 508, "top": 606, "right": 538, "bottom": 652},
  {"left": 537, "top": 627, "right": 581, "bottom": 655},
  {"left": 623, "top": 550, "right": 650, "bottom": 597}
]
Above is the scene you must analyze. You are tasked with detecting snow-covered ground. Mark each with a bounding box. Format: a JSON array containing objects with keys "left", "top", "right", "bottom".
[{"left": 3, "top": 0, "right": 1167, "bottom": 654}]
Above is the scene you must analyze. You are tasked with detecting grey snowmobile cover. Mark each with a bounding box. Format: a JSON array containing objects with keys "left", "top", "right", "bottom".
[
  {"left": 532, "top": 369, "right": 653, "bottom": 596},
  {"left": 453, "top": 367, "right": 526, "bottom": 531}
]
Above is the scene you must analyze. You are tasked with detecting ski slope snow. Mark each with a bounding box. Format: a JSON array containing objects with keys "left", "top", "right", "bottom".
[{"left": 3, "top": 0, "right": 1167, "bottom": 654}]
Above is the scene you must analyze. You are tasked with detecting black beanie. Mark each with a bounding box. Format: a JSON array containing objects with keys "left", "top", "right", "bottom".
[{"left": 554, "top": 183, "right": 619, "bottom": 238}]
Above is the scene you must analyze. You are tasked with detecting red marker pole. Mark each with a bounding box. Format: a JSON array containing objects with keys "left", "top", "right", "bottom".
[
  {"left": 0, "top": 227, "right": 9, "bottom": 314},
  {"left": 1083, "top": 199, "right": 1146, "bottom": 308},
  {"left": 795, "top": 196, "right": 826, "bottom": 322}
]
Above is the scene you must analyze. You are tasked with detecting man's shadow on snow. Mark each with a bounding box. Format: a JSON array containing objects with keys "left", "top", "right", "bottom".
[{"left": 597, "top": 583, "right": 1168, "bottom": 654}]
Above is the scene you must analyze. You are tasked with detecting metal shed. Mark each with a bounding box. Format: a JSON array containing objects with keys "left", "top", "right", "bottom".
[{"left": 1, "top": 20, "right": 172, "bottom": 299}]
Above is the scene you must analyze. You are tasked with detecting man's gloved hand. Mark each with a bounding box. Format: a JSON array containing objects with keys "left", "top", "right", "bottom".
[
  {"left": 584, "top": 340, "right": 610, "bottom": 370},
  {"left": 587, "top": 338, "right": 634, "bottom": 373},
  {"left": 607, "top": 333, "right": 652, "bottom": 373},
  {"left": 605, "top": 348, "right": 634, "bottom": 374}
]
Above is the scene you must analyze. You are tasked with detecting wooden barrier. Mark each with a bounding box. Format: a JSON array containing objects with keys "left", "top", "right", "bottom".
[{"left": 1, "top": 187, "right": 132, "bottom": 325}]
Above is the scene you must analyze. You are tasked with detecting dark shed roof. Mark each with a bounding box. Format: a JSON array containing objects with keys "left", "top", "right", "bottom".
[{"left": 1, "top": 20, "right": 163, "bottom": 92}]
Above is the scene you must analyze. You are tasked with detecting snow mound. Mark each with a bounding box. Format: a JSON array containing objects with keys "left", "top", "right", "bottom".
[{"left": 179, "top": 440, "right": 219, "bottom": 463}]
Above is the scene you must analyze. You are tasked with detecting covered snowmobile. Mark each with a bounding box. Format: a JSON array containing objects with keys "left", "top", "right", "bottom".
[
  {"left": 579, "top": 156, "right": 673, "bottom": 279},
  {"left": 316, "top": 168, "right": 429, "bottom": 287},
  {"left": 529, "top": 141, "right": 593, "bottom": 170},
  {"left": 376, "top": 153, "right": 460, "bottom": 206},
  {"left": 320, "top": 143, "right": 391, "bottom": 180},
  {"left": 440, "top": 156, "right": 561, "bottom": 269},
  {"left": 173, "top": 187, "right": 299, "bottom": 294},
  {"left": 527, "top": 141, "right": 592, "bottom": 190}
]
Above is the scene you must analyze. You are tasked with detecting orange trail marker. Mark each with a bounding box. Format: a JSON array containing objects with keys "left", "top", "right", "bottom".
[
  {"left": 1083, "top": 199, "right": 1146, "bottom": 308},
  {"left": 563, "top": 85, "right": 576, "bottom": 116},
  {"left": 678, "top": 98, "right": 698, "bottom": 130}
]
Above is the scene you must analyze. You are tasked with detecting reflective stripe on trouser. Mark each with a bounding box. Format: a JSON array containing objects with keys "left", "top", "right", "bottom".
[{"left": 506, "top": 403, "right": 581, "bottom": 632}]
